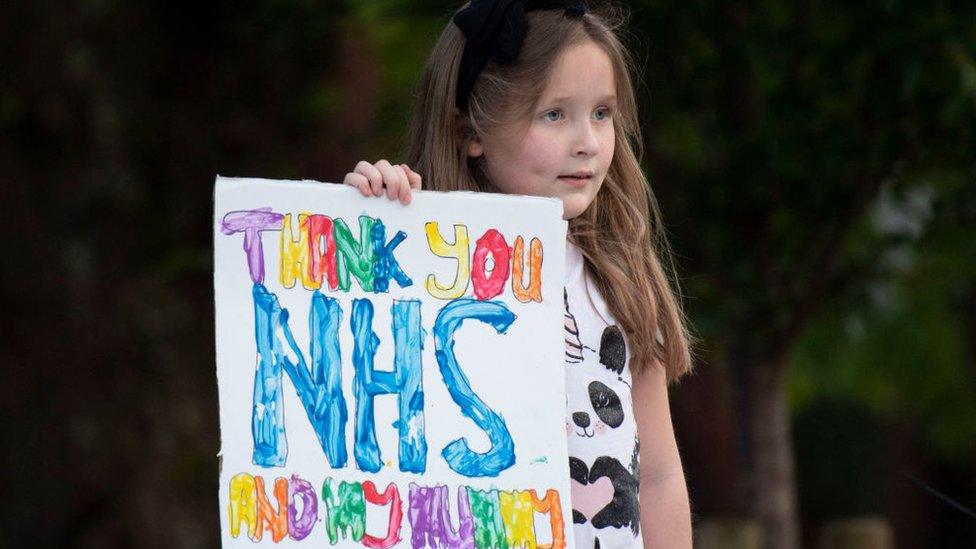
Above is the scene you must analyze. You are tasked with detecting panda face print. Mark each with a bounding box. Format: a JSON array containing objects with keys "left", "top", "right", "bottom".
[
  {"left": 564, "top": 289, "right": 641, "bottom": 545},
  {"left": 589, "top": 381, "right": 623, "bottom": 427},
  {"left": 563, "top": 295, "right": 630, "bottom": 437},
  {"left": 570, "top": 380, "right": 624, "bottom": 437},
  {"left": 599, "top": 326, "right": 626, "bottom": 375}
]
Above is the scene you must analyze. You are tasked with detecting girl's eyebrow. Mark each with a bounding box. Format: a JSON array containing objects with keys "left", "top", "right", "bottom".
[{"left": 546, "top": 94, "right": 617, "bottom": 104}]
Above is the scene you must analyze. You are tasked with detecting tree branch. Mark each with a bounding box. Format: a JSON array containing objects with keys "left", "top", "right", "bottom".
[{"left": 768, "top": 159, "right": 905, "bottom": 363}]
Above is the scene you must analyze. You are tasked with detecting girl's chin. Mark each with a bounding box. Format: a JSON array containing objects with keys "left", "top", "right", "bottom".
[{"left": 560, "top": 196, "right": 596, "bottom": 220}]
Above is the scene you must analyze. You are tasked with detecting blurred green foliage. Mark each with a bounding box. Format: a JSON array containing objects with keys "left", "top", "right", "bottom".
[{"left": 791, "top": 182, "right": 976, "bottom": 461}]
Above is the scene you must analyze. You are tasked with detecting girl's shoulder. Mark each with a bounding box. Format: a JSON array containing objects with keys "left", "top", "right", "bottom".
[
  {"left": 564, "top": 241, "right": 616, "bottom": 327},
  {"left": 564, "top": 241, "right": 631, "bottom": 380}
]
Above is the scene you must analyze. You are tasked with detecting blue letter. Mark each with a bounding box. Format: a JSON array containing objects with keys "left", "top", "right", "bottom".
[
  {"left": 351, "top": 299, "right": 427, "bottom": 473},
  {"left": 251, "top": 284, "right": 348, "bottom": 467},
  {"left": 433, "top": 298, "right": 516, "bottom": 477},
  {"left": 371, "top": 218, "right": 413, "bottom": 292}
]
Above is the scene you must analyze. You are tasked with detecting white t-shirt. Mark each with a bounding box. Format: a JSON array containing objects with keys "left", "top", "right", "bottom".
[{"left": 564, "top": 242, "right": 643, "bottom": 549}]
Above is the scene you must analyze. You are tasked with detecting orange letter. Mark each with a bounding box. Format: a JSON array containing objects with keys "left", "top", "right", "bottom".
[
  {"left": 254, "top": 476, "right": 289, "bottom": 542},
  {"left": 512, "top": 236, "right": 543, "bottom": 303},
  {"left": 531, "top": 489, "right": 566, "bottom": 549}
]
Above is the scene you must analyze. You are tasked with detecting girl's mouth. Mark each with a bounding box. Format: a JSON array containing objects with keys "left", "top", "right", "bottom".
[{"left": 558, "top": 173, "right": 593, "bottom": 187}]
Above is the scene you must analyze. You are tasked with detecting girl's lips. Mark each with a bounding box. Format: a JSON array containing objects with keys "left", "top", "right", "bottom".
[{"left": 558, "top": 175, "right": 592, "bottom": 188}]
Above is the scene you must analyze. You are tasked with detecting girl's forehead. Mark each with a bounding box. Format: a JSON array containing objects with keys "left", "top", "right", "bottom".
[{"left": 538, "top": 41, "right": 616, "bottom": 101}]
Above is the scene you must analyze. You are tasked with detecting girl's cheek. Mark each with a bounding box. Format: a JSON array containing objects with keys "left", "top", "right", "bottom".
[{"left": 601, "top": 130, "right": 615, "bottom": 158}]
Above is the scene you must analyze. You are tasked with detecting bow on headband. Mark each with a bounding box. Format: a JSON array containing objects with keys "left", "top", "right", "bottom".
[{"left": 453, "top": 0, "right": 588, "bottom": 110}]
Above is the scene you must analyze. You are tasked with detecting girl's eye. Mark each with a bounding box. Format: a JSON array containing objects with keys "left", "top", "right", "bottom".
[
  {"left": 543, "top": 109, "right": 563, "bottom": 122},
  {"left": 594, "top": 107, "right": 612, "bottom": 120}
]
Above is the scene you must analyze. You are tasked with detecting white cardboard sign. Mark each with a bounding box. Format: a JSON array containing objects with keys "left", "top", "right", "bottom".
[{"left": 214, "top": 176, "right": 573, "bottom": 548}]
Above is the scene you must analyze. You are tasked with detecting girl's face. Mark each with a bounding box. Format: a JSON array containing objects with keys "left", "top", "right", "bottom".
[{"left": 468, "top": 39, "right": 616, "bottom": 220}]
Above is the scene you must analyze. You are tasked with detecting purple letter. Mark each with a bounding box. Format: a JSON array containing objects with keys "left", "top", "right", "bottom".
[
  {"left": 221, "top": 207, "right": 284, "bottom": 283},
  {"left": 288, "top": 475, "right": 318, "bottom": 540},
  {"left": 408, "top": 483, "right": 474, "bottom": 549}
]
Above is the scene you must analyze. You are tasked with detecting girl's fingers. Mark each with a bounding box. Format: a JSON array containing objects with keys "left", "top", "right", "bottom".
[
  {"left": 402, "top": 164, "right": 422, "bottom": 190},
  {"left": 398, "top": 165, "right": 415, "bottom": 205},
  {"left": 385, "top": 165, "right": 404, "bottom": 201},
  {"left": 355, "top": 160, "right": 384, "bottom": 197},
  {"left": 374, "top": 159, "right": 402, "bottom": 201},
  {"left": 389, "top": 165, "right": 411, "bottom": 202},
  {"left": 375, "top": 160, "right": 400, "bottom": 200},
  {"left": 343, "top": 172, "right": 371, "bottom": 196},
  {"left": 393, "top": 166, "right": 414, "bottom": 205},
  {"left": 401, "top": 178, "right": 413, "bottom": 205},
  {"left": 347, "top": 160, "right": 416, "bottom": 204}
]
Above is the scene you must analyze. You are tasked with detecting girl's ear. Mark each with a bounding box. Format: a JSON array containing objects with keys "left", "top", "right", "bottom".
[
  {"left": 467, "top": 136, "right": 485, "bottom": 158},
  {"left": 455, "top": 111, "right": 485, "bottom": 157}
]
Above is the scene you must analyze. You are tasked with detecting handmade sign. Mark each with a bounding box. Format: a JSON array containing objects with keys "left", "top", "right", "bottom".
[{"left": 214, "top": 176, "right": 573, "bottom": 548}]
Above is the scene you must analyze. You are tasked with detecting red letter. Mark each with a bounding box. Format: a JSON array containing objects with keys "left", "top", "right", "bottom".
[
  {"left": 471, "top": 229, "right": 511, "bottom": 300},
  {"left": 361, "top": 481, "right": 404, "bottom": 548},
  {"left": 308, "top": 214, "right": 338, "bottom": 290}
]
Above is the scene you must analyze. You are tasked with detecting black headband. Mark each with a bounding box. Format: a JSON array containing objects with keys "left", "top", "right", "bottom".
[{"left": 453, "top": 0, "right": 588, "bottom": 111}]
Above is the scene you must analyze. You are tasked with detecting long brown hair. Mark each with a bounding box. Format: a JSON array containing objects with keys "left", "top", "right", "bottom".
[{"left": 406, "top": 5, "right": 693, "bottom": 382}]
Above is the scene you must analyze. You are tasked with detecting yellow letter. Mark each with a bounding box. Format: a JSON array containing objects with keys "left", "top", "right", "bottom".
[
  {"left": 228, "top": 473, "right": 257, "bottom": 539},
  {"left": 499, "top": 489, "right": 537, "bottom": 549},
  {"left": 280, "top": 213, "right": 318, "bottom": 290},
  {"left": 425, "top": 222, "right": 470, "bottom": 299}
]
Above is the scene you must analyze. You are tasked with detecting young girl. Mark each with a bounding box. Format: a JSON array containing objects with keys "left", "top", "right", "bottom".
[{"left": 342, "top": 2, "right": 693, "bottom": 547}]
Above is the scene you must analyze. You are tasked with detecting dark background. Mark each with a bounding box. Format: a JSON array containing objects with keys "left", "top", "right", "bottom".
[{"left": 2, "top": 1, "right": 974, "bottom": 547}]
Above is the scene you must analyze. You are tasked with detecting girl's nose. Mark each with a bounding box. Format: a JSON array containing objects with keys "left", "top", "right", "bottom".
[{"left": 573, "top": 122, "right": 600, "bottom": 157}]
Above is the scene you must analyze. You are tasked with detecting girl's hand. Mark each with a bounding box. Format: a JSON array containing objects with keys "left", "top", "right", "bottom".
[{"left": 343, "top": 160, "right": 422, "bottom": 205}]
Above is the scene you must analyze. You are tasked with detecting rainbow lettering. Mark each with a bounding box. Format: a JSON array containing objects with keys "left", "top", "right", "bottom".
[
  {"left": 228, "top": 474, "right": 566, "bottom": 549},
  {"left": 221, "top": 209, "right": 412, "bottom": 293},
  {"left": 220, "top": 209, "right": 544, "bottom": 302},
  {"left": 425, "top": 222, "right": 544, "bottom": 303}
]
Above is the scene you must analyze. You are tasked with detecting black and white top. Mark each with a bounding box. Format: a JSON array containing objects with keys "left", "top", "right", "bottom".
[{"left": 564, "top": 242, "right": 642, "bottom": 549}]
